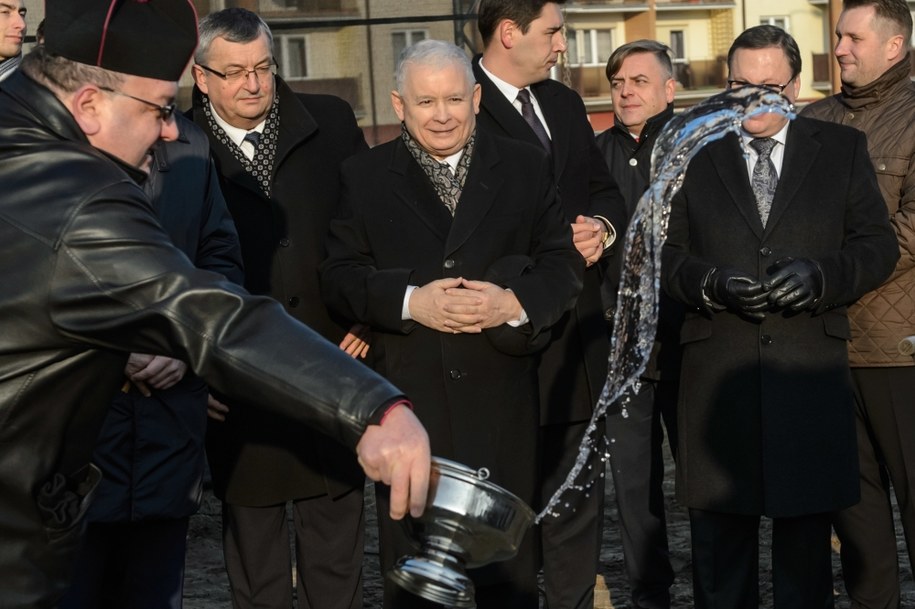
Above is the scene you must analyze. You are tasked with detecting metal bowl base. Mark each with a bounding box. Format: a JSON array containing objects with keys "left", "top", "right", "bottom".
[{"left": 388, "top": 551, "right": 476, "bottom": 608}]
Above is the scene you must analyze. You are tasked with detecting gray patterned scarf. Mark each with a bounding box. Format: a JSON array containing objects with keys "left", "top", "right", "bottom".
[
  {"left": 203, "top": 93, "right": 280, "bottom": 197},
  {"left": 401, "top": 123, "right": 475, "bottom": 216}
]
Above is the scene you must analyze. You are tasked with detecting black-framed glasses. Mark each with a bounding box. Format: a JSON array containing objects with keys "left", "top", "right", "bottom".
[
  {"left": 726, "top": 77, "right": 795, "bottom": 94},
  {"left": 98, "top": 86, "right": 176, "bottom": 121},
  {"left": 196, "top": 62, "right": 277, "bottom": 83}
]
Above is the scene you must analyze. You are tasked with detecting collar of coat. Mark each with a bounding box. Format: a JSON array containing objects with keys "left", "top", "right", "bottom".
[
  {"left": 838, "top": 51, "right": 913, "bottom": 111},
  {"left": 612, "top": 102, "right": 674, "bottom": 148},
  {"left": 190, "top": 74, "right": 319, "bottom": 152}
]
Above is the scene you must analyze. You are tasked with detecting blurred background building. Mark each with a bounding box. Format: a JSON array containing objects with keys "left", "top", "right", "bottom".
[{"left": 21, "top": 0, "right": 915, "bottom": 143}]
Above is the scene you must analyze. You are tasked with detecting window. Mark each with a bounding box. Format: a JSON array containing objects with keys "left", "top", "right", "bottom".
[
  {"left": 392, "top": 30, "right": 428, "bottom": 65},
  {"left": 669, "top": 30, "right": 691, "bottom": 87},
  {"left": 276, "top": 35, "right": 308, "bottom": 79},
  {"left": 566, "top": 28, "right": 613, "bottom": 66},
  {"left": 760, "top": 16, "right": 790, "bottom": 31}
]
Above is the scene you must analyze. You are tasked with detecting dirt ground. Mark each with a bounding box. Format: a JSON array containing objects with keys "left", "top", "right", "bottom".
[{"left": 182, "top": 442, "right": 914, "bottom": 608}]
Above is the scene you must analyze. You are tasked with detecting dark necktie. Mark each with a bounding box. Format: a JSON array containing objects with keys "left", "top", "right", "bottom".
[
  {"left": 243, "top": 131, "right": 260, "bottom": 154},
  {"left": 750, "top": 137, "right": 778, "bottom": 227},
  {"left": 516, "top": 88, "right": 552, "bottom": 154}
]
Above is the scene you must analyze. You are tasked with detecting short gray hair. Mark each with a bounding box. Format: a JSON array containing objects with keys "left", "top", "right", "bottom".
[
  {"left": 22, "top": 45, "right": 123, "bottom": 94},
  {"left": 395, "top": 39, "right": 475, "bottom": 95},
  {"left": 195, "top": 8, "right": 274, "bottom": 65}
]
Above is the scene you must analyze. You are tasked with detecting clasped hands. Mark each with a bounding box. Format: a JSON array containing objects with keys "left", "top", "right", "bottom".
[
  {"left": 705, "top": 257, "right": 823, "bottom": 321},
  {"left": 409, "top": 277, "right": 522, "bottom": 334}
]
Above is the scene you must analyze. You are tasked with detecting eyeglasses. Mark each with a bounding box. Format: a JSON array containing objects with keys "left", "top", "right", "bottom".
[
  {"left": 196, "top": 62, "right": 277, "bottom": 83},
  {"left": 98, "top": 86, "right": 176, "bottom": 121},
  {"left": 726, "top": 77, "right": 795, "bottom": 94}
]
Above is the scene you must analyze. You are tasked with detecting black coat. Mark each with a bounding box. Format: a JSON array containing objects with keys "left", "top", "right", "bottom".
[
  {"left": 661, "top": 118, "right": 898, "bottom": 517},
  {"left": 88, "top": 113, "right": 244, "bottom": 523},
  {"left": 320, "top": 130, "right": 583, "bottom": 504},
  {"left": 190, "top": 77, "right": 369, "bottom": 505},
  {"left": 472, "top": 57, "right": 627, "bottom": 423},
  {"left": 596, "top": 106, "right": 683, "bottom": 381}
]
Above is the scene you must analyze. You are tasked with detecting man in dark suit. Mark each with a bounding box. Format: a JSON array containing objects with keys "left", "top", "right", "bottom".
[
  {"left": 661, "top": 25, "right": 898, "bottom": 609},
  {"left": 188, "top": 9, "right": 369, "bottom": 609},
  {"left": 595, "top": 40, "right": 680, "bottom": 609},
  {"left": 471, "top": 2, "right": 628, "bottom": 608},
  {"left": 321, "top": 39, "right": 582, "bottom": 609}
]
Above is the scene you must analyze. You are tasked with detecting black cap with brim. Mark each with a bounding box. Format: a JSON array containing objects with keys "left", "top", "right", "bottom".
[{"left": 44, "top": 0, "right": 198, "bottom": 81}]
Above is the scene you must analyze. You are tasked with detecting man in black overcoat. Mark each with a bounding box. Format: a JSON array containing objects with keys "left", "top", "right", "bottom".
[
  {"left": 471, "top": 2, "right": 628, "bottom": 608},
  {"left": 188, "top": 9, "right": 370, "bottom": 609},
  {"left": 661, "top": 25, "right": 898, "bottom": 609},
  {"left": 321, "top": 39, "right": 582, "bottom": 609}
]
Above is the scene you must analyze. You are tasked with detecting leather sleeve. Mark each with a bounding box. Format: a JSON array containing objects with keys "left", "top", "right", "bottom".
[{"left": 48, "top": 181, "right": 404, "bottom": 449}]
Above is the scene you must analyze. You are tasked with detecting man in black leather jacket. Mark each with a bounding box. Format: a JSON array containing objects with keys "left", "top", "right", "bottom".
[{"left": 0, "top": 3, "right": 429, "bottom": 607}]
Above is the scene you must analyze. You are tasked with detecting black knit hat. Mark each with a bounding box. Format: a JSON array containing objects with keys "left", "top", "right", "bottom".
[{"left": 44, "top": 0, "right": 198, "bottom": 81}]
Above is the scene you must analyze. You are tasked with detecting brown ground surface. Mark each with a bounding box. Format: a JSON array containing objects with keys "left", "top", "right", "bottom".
[{"left": 183, "top": 442, "right": 914, "bottom": 608}]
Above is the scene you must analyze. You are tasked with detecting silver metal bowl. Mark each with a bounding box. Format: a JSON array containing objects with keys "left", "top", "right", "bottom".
[{"left": 387, "top": 457, "right": 536, "bottom": 608}]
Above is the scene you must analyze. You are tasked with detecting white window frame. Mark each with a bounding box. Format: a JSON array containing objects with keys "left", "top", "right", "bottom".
[
  {"left": 566, "top": 28, "right": 613, "bottom": 67},
  {"left": 276, "top": 34, "right": 310, "bottom": 80},
  {"left": 760, "top": 16, "right": 790, "bottom": 32},
  {"left": 392, "top": 29, "right": 428, "bottom": 66}
]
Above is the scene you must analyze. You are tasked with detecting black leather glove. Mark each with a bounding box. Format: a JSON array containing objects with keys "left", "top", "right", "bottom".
[
  {"left": 763, "top": 257, "right": 823, "bottom": 311},
  {"left": 704, "top": 268, "right": 769, "bottom": 320}
]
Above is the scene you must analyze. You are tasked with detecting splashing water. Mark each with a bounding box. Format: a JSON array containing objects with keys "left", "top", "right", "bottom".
[{"left": 536, "top": 86, "right": 796, "bottom": 523}]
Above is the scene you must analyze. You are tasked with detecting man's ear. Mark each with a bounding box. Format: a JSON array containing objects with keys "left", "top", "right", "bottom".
[
  {"left": 886, "top": 33, "right": 906, "bottom": 63},
  {"left": 68, "top": 85, "right": 105, "bottom": 136},
  {"left": 391, "top": 90, "right": 405, "bottom": 122},
  {"left": 192, "top": 64, "right": 209, "bottom": 95},
  {"left": 499, "top": 19, "right": 517, "bottom": 49}
]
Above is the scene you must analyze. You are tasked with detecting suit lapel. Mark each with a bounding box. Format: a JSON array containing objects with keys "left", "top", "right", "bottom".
[
  {"left": 445, "top": 132, "right": 502, "bottom": 256},
  {"left": 388, "top": 140, "right": 452, "bottom": 241},
  {"left": 708, "top": 133, "right": 766, "bottom": 238},
  {"left": 765, "top": 119, "right": 820, "bottom": 234}
]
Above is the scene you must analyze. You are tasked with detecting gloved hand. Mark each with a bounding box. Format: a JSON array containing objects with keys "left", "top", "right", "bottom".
[
  {"left": 704, "top": 268, "right": 769, "bottom": 320},
  {"left": 763, "top": 257, "right": 823, "bottom": 311}
]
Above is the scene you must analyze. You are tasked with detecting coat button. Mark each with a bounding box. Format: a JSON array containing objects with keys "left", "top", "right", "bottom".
[
  {"left": 449, "top": 369, "right": 462, "bottom": 380},
  {"left": 760, "top": 246, "right": 772, "bottom": 256},
  {"left": 629, "top": 158, "right": 638, "bottom": 167},
  {"left": 443, "top": 259, "right": 456, "bottom": 269},
  {"left": 288, "top": 296, "right": 300, "bottom": 307},
  {"left": 848, "top": 112, "right": 855, "bottom": 119},
  {"left": 878, "top": 163, "right": 887, "bottom": 172},
  {"left": 761, "top": 334, "right": 773, "bottom": 345},
  {"left": 279, "top": 238, "right": 290, "bottom": 247}
]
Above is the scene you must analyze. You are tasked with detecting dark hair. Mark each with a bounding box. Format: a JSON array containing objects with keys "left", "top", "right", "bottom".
[
  {"left": 195, "top": 8, "right": 274, "bottom": 65},
  {"left": 844, "top": 0, "right": 913, "bottom": 43},
  {"left": 605, "top": 39, "right": 673, "bottom": 83},
  {"left": 476, "top": 0, "right": 568, "bottom": 47},
  {"left": 727, "top": 24, "right": 802, "bottom": 80}
]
